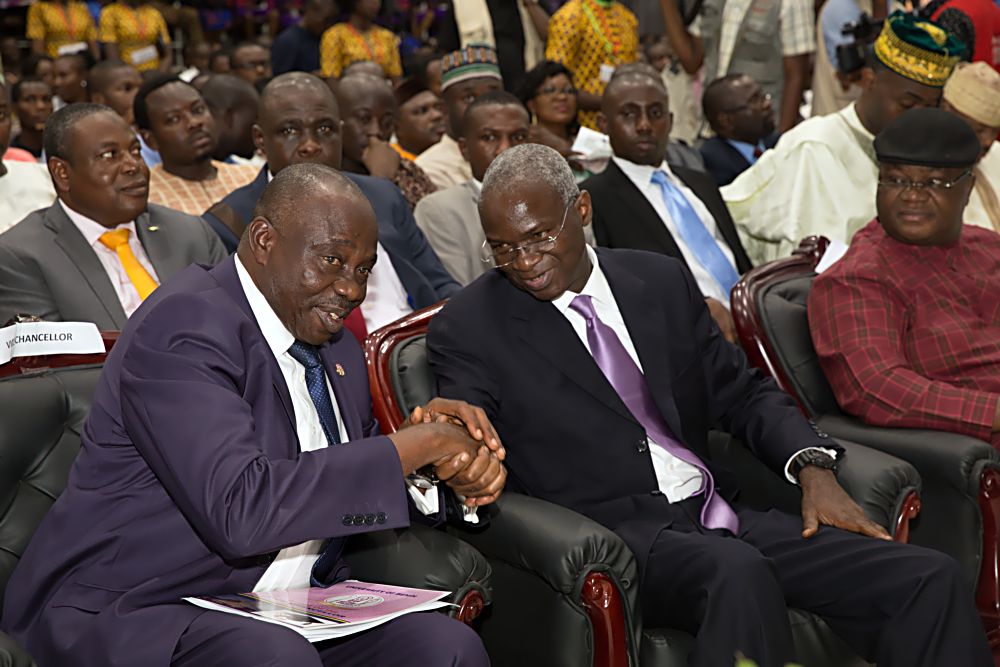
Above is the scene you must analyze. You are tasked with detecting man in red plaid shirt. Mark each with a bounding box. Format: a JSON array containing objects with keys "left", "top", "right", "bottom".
[{"left": 810, "top": 107, "right": 1000, "bottom": 449}]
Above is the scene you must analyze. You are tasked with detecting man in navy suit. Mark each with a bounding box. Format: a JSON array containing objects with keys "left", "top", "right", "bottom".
[
  {"left": 204, "top": 72, "right": 460, "bottom": 335},
  {"left": 427, "top": 143, "right": 991, "bottom": 667},
  {"left": 699, "top": 74, "right": 780, "bottom": 187},
  {"left": 2, "top": 164, "right": 504, "bottom": 666}
]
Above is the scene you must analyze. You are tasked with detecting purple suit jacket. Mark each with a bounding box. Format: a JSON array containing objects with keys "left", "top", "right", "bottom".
[{"left": 1, "top": 256, "right": 411, "bottom": 666}]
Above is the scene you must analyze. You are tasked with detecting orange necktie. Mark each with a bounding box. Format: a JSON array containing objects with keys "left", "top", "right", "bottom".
[{"left": 98, "top": 228, "right": 159, "bottom": 300}]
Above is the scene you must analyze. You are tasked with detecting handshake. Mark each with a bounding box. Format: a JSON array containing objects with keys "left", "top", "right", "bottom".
[{"left": 388, "top": 398, "right": 507, "bottom": 508}]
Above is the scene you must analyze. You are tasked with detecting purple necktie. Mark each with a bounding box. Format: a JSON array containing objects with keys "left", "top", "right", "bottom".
[{"left": 569, "top": 295, "right": 740, "bottom": 533}]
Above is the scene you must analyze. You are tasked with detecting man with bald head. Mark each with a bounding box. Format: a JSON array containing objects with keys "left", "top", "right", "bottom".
[
  {"left": 2, "top": 162, "right": 500, "bottom": 667},
  {"left": 201, "top": 73, "right": 264, "bottom": 166},
  {"left": 0, "top": 103, "right": 225, "bottom": 329},
  {"left": 204, "top": 72, "right": 459, "bottom": 337},
  {"left": 428, "top": 142, "right": 992, "bottom": 667}
]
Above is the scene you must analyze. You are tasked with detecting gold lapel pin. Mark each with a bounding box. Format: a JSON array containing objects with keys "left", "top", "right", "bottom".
[
  {"left": 147, "top": 226, "right": 159, "bottom": 232},
  {"left": 335, "top": 363, "right": 345, "bottom": 376}
]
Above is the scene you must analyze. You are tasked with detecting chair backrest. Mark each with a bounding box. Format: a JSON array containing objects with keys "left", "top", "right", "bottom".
[
  {"left": 0, "top": 335, "right": 116, "bottom": 602},
  {"left": 365, "top": 303, "right": 445, "bottom": 433},
  {"left": 731, "top": 237, "right": 841, "bottom": 417}
]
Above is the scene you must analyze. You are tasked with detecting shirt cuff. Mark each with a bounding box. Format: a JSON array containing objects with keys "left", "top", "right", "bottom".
[
  {"left": 784, "top": 447, "right": 840, "bottom": 484},
  {"left": 405, "top": 481, "right": 480, "bottom": 524}
]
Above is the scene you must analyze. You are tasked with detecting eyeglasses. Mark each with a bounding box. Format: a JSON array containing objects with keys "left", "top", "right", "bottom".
[
  {"left": 877, "top": 170, "right": 972, "bottom": 193},
  {"left": 481, "top": 197, "right": 576, "bottom": 268},
  {"left": 722, "top": 92, "right": 772, "bottom": 113},
  {"left": 537, "top": 85, "right": 577, "bottom": 97}
]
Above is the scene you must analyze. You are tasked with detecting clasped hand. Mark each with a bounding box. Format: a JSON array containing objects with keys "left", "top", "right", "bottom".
[
  {"left": 405, "top": 398, "right": 507, "bottom": 507},
  {"left": 799, "top": 466, "right": 891, "bottom": 541}
]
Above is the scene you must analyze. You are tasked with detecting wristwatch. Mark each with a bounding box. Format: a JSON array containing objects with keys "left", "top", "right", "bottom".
[
  {"left": 407, "top": 464, "right": 440, "bottom": 490},
  {"left": 790, "top": 450, "right": 839, "bottom": 481}
]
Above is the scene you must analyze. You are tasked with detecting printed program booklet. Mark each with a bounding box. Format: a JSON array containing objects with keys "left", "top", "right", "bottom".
[{"left": 184, "top": 580, "right": 452, "bottom": 642}]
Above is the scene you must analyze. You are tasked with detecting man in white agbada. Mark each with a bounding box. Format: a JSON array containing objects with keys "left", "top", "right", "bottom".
[{"left": 721, "top": 12, "right": 965, "bottom": 264}]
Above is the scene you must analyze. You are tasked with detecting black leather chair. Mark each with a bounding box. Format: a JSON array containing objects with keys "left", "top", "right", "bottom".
[
  {"left": 365, "top": 304, "right": 925, "bottom": 667},
  {"left": 0, "top": 335, "right": 493, "bottom": 666},
  {"left": 731, "top": 236, "right": 1000, "bottom": 654}
]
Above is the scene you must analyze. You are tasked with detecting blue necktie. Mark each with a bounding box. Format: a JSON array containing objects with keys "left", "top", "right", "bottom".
[
  {"left": 287, "top": 340, "right": 347, "bottom": 586},
  {"left": 651, "top": 170, "right": 740, "bottom": 295}
]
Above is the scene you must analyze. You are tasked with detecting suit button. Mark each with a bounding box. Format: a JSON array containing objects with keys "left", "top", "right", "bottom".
[
  {"left": 354, "top": 514, "right": 365, "bottom": 525},
  {"left": 637, "top": 439, "right": 648, "bottom": 453},
  {"left": 342, "top": 514, "right": 352, "bottom": 526},
  {"left": 376, "top": 512, "right": 387, "bottom": 524},
  {"left": 364, "top": 514, "right": 376, "bottom": 525}
]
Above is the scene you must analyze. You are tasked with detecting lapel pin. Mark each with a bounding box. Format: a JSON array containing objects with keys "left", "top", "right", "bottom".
[
  {"left": 335, "top": 363, "right": 345, "bottom": 377},
  {"left": 147, "top": 225, "right": 159, "bottom": 232}
]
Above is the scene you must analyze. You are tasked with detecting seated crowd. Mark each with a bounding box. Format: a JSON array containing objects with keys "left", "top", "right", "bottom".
[{"left": 0, "top": 1, "right": 998, "bottom": 665}]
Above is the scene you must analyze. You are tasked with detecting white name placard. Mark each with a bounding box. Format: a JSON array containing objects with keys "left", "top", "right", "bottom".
[{"left": 0, "top": 322, "right": 106, "bottom": 365}]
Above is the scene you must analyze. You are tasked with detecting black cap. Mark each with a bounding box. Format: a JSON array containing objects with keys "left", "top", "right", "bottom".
[{"left": 874, "top": 107, "right": 981, "bottom": 168}]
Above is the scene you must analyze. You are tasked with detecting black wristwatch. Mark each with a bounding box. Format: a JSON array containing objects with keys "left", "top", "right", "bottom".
[{"left": 790, "top": 450, "right": 839, "bottom": 481}]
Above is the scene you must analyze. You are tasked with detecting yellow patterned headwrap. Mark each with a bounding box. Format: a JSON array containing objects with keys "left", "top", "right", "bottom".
[{"left": 874, "top": 11, "right": 965, "bottom": 87}]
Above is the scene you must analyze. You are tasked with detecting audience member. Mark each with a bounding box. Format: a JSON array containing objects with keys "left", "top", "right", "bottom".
[
  {"left": 437, "top": 0, "right": 549, "bottom": 91},
  {"left": 810, "top": 0, "right": 872, "bottom": 118},
  {"left": 341, "top": 59, "right": 388, "bottom": 80},
  {"left": 415, "top": 91, "right": 530, "bottom": 285},
  {"left": 0, "top": 103, "right": 225, "bottom": 329},
  {"left": 700, "top": 74, "right": 779, "bottom": 187},
  {"left": 698, "top": 0, "right": 814, "bottom": 134},
  {"left": 405, "top": 51, "right": 443, "bottom": 96},
  {"left": 583, "top": 70, "right": 749, "bottom": 341},
  {"left": 178, "top": 41, "right": 211, "bottom": 82},
  {"left": 320, "top": 0, "right": 403, "bottom": 80},
  {"left": 940, "top": 62, "right": 1000, "bottom": 233},
  {"left": 201, "top": 73, "right": 264, "bottom": 167},
  {"left": 52, "top": 52, "right": 89, "bottom": 108},
  {"left": 20, "top": 54, "right": 54, "bottom": 89},
  {"left": 391, "top": 77, "right": 445, "bottom": 160},
  {"left": 11, "top": 78, "right": 54, "bottom": 160},
  {"left": 208, "top": 47, "right": 231, "bottom": 74},
  {"left": 517, "top": 59, "right": 578, "bottom": 160},
  {"left": 26, "top": 0, "right": 99, "bottom": 60},
  {"left": 98, "top": 0, "right": 172, "bottom": 72},
  {"left": 545, "top": 0, "right": 639, "bottom": 130},
  {"left": 810, "top": 107, "right": 1000, "bottom": 451},
  {"left": 926, "top": 0, "right": 1000, "bottom": 69},
  {"left": 723, "top": 12, "right": 964, "bottom": 264},
  {"left": 643, "top": 33, "right": 702, "bottom": 146},
  {"left": 230, "top": 42, "right": 273, "bottom": 88},
  {"left": 416, "top": 45, "right": 503, "bottom": 189},
  {"left": 203, "top": 72, "right": 460, "bottom": 335},
  {"left": 0, "top": 81, "right": 56, "bottom": 232},
  {"left": 86, "top": 59, "right": 142, "bottom": 125},
  {"left": 136, "top": 75, "right": 258, "bottom": 215},
  {"left": 428, "top": 142, "right": 993, "bottom": 667},
  {"left": 1, "top": 160, "right": 497, "bottom": 667},
  {"left": 271, "top": 0, "right": 338, "bottom": 75},
  {"left": 335, "top": 73, "right": 437, "bottom": 210}
]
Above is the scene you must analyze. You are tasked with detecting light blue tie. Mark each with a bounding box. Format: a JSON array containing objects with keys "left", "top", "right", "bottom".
[{"left": 651, "top": 170, "right": 740, "bottom": 295}]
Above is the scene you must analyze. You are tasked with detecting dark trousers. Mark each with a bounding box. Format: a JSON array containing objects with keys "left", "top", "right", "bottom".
[
  {"left": 170, "top": 610, "right": 489, "bottom": 667},
  {"left": 641, "top": 504, "right": 991, "bottom": 667}
]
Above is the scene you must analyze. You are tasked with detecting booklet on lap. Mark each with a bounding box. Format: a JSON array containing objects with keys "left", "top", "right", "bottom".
[{"left": 184, "top": 580, "right": 452, "bottom": 642}]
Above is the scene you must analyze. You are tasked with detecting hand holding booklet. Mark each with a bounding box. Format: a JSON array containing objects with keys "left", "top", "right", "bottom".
[{"left": 184, "top": 580, "right": 452, "bottom": 643}]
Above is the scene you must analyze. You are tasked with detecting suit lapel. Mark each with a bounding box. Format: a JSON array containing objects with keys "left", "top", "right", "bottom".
[
  {"left": 673, "top": 166, "right": 754, "bottom": 273},
  {"left": 46, "top": 205, "right": 127, "bottom": 328},
  {"left": 603, "top": 162, "right": 690, "bottom": 267},
  {"left": 319, "top": 340, "right": 363, "bottom": 441},
  {"left": 135, "top": 208, "right": 181, "bottom": 282}
]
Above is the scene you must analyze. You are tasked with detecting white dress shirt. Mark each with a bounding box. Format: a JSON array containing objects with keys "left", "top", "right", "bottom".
[
  {"left": 60, "top": 199, "right": 161, "bottom": 317},
  {"left": 612, "top": 157, "right": 738, "bottom": 306},
  {"left": 0, "top": 161, "right": 56, "bottom": 233},
  {"left": 360, "top": 242, "right": 412, "bottom": 333}
]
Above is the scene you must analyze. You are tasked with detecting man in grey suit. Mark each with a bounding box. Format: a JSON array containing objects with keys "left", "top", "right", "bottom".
[
  {"left": 414, "top": 91, "right": 529, "bottom": 285},
  {"left": 0, "top": 103, "right": 227, "bottom": 329}
]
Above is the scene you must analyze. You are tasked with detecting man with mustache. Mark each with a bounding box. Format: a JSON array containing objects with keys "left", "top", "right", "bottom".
[
  {"left": 0, "top": 103, "right": 226, "bottom": 329},
  {"left": 391, "top": 78, "right": 446, "bottom": 161},
  {"left": 136, "top": 75, "right": 258, "bottom": 215},
  {"left": 2, "top": 161, "right": 500, "bottom": 667}
]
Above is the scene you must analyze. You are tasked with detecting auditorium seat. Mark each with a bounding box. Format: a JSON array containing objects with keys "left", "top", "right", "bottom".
[
  {"left": 365, "top": 304, "right": 924, "bottom": 667},
  {"left": 731, "top": 235, "right": 1000, "bottom": 656}
]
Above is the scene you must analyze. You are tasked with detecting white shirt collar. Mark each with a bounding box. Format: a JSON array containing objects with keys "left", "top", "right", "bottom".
[
  {"left": 612, "top": 156, "right": 677, "bottom": 190},
  {"left": 551, "top": 245, "right": 616, "bottom": 316},
  {"left": 235, "top": 254, "right": 295, "bottom": 359},
  {"left": 845, "top": 102, "right": 874, "bottom": 141},
  {"left": 58, "top": 198, "right": 137, "bottom": 247}
]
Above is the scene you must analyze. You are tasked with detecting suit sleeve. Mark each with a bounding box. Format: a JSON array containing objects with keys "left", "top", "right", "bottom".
[
  {"left": 198, "top": 216, "right": 230, "bottom": 264},
  {"left": 0, "top": 242, "right": 61, "bottom": 323},
  {"left": 390, "top": 185, "right": 462, "bottom": 298},
  {"left": 118, "top": 293, "right": 411, "bottom": 560}
]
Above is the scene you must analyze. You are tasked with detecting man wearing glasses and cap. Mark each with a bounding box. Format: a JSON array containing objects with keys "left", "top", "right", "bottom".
[{"left": 810, "top": 107, "right": 1000, "bottom": 451}]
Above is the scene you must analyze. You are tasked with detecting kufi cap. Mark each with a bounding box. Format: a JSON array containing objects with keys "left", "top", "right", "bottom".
[
  {"left": 943, "top": 61, "right": 1000, "bottom": 128},
  {"left": 393, "top": 76, "right": 428, "bottom": 107},
  {"left": 874, "top": 11, "right": 965, "bottom": 87},
  {"left": 440, "top": 44, "right": 502, "bottom": 93},
  {"left": 875, "top": 107, "right": 981, "bottom": 168}
]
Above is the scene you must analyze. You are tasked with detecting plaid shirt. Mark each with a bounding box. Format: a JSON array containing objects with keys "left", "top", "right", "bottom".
[
  {"left": 809, "top": 219, "right": 1000, "bottom": 447},
  {"left": 147, "top": 161, "right": 259, "bottom": 216}
]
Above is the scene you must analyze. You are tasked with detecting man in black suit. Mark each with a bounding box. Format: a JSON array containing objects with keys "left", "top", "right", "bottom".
[
  {"left": 203, "top": 72, "right": 459, "bottom": 336},
  {"left": 427, "top": 143, "right": 991, "bottom": 667},
  {"left": 583, "top": 70, "right": 750, "bottom": 341},
  {"left": 700, "top": 74, "right": 780, "bottom": 187}
]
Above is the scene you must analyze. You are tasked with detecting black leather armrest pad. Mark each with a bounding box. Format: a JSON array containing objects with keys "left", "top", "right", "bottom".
[
  {"left": 343, "top": 523, "right": 492, "bottom": 605},
  {"left": 449, "top": 493, "right": 638, "bottom": 596},
  {"left": 0, "top": 631, "right": 35, "bottom": 667},
  {"left": 835, "top": 439, "right": 921, "bottom": 534},
  {"left": 819, "top": 415, "right": 1000, "bottom": 496}
]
